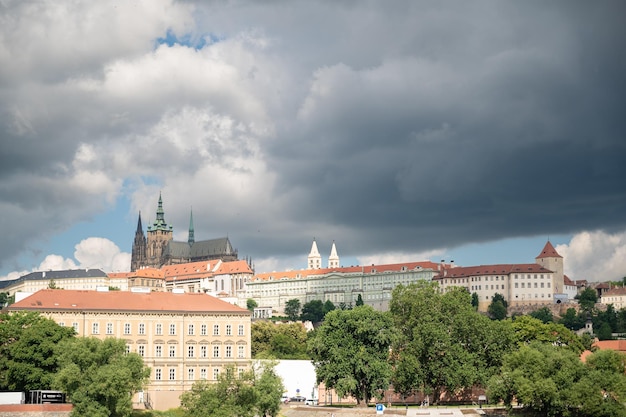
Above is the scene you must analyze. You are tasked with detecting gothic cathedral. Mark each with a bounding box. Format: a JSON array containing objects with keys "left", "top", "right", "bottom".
[{"left": 130, "top": 193, "right": 238, "bottom": 271}]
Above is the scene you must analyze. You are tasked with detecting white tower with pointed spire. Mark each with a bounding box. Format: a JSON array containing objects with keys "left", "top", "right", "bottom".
[
  {"left": 328, "top": 241, "right": 339, "bottom": 268},
  {"left": 308, "top": 239, "right": 322, "bottom": 270}
]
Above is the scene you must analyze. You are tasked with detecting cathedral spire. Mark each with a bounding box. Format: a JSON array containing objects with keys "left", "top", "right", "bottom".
[
  {"left": 188, "top": 208, "right": 195, "bottom": 244},
  {"left": 151, "top": 192, "right": 172, "bottom": 231},
  {"left": 136, "top": 211, "right": 143, "bottom": 233}
]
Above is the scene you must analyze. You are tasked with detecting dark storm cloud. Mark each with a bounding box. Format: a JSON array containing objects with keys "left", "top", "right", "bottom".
[{"left": 1, "top": 0, "right": 625, "bottom": 272}]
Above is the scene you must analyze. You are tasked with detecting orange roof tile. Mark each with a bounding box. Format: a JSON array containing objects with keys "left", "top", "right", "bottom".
[
  {"left": 593, "top": 340, "right": 626, "bottom": 352},
  {"left": 603, "top": 287, "right": 626, "bottom": 296},
  {"left": 8, "top": 289, "right": 249, "bottom": 314},
  {"left": 251, "top": 261, "right": 439, "bottom": 282},
  {"left": 433, "top": 263, "right": 551, "bottom": 280}
]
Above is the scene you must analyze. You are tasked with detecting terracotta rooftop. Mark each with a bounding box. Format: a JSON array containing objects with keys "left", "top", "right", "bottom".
[
  {"left": 536, "top": 241, "right": 562, "bottom": 259},
  {"left": 251, "top": 261, "right": 440, "bottom": 282},
  {"left": 434, "top": 263, "right": 551, "bottom": 280},
  {"left": 8, "top": 289, "right": 249, "bottom": 314},
  {"left": 163, "top": 260, "right": 253, "bottom": 283},
  {"left": 602, "top": 287, "right": 626, "bottom": 296}
]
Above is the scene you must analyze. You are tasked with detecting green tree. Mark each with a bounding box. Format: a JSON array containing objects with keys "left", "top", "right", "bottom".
[
  {"left": 596, "top": 322, "right": 613, "bottom": 340},
  {"left": 254, "top": 362, "right": 285, "bottom": 417},
  {"left": 511, "top": 315, "right": 586, "bottom": 354},
  {"left": 284, "top": 299, "right": 301, "bottom": 321},
  {"left": 54, "top": 337, "right": 150, "bottom": 417},
  {"left": 529, "top": 306, "right": 554, "bottom": 324},
  {"left": 301, "top": 299, "right": 324, "bottom": 323},
  {"left": 577, "top": 287, "right": 598, "bottom": 311},
  {"left": 355, "top": 294, "right": 364, "bottom": 306},
  {"left": 0, "top": 292, "right": 10, "bottom": 307},
  {"left": 251, "top": 321, "right": 309, "bottom": 359},
  {"left": 181, "top": 364, "right": 283, "bottom": 417},
  {"left": 389, "top": 282, "right": 515, "bottom": 403},
  {"left": 487, "top": 342, "right": 587, "bottom": 416},
  {"left": 247, "top": 298, "right": 258, "bottom": 311},
  {"left": 0, "top": 311, "right": 75, "bottom": 391},
  {"left": 308, "top": 305, "right": 396, "bottom": 407},
  {"left": 322, "top": 300, "right": 335, "bottom": 315},
  {"left": 559, "top": 307, "right": 585, "bottom": 331},
  {"left": 48, "top": 279, "right": 58, "bottom": 289},
  {"left": 487, "top": 293, "right": 508, "bottom": 320},
  {"left": 471, "top": 292, "right": 479, "bottom": 310},
  {"left": 571, "top": 350, "right": 626, "bottom": 417}
]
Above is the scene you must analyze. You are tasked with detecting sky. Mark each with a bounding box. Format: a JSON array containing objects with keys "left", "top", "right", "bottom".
[{"left": 1, "top": 1, "right": 625, "bottom": 283}]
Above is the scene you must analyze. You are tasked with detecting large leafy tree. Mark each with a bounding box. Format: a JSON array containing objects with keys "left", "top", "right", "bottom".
[
  {"left": 487, "top": 293, "right": 508, "bottom": 320},
  {"left": 511, "top": 315, "right": 586, "bottom": 354},
  {"left": 181, "top": 364, "right": 283, "bottom": 417},
  {"left": 389, "top": 282, "right": 515, "bottom": 403},
  {"left": 487, "top": 342, "right": 587, "bottom": 416},
  {"left": 0, "top": 311, "right": 75, "bottom": 391},
  {"left": 308, "top": 305, "right": 396, "bottom": 407},
  {"left": 284, "top": 299, "right": 301, "bottom": 321},
  {"left": 251, "top": 321, "right": 309, "bottom": 359},
  {"left": 301, "top": 299, "right": 324, "bottom": 323},
  {"left": 576, "top": 287, "right": 598, "bottom": 311},
  {"left": 54, "top": 337, "right": 150, "bottom": 417}
]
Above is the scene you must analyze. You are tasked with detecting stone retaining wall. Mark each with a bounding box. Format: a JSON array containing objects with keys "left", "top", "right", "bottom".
[{"left": 0, "top": 404, "right": 72, "bottom": 417}]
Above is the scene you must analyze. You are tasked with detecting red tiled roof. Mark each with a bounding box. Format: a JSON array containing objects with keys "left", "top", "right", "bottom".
[
  {"left": 564, "top": 275, "right": 574, "bottom": 286},
  {"left": 163, "top": 260, "right": 253, "bottom": 283},
  {"left": 251, "top": 261, "right": 439, "bottom": 282},
  {"left": 434, "top": 263, "right": 551, "bottom": 280},
  {"left": 603, "top": 287, "right": 626, "bottom": 296},
  {"left": 8, "top": 289, "right": 249, "bottom": 314},
  {"left": 536, "top": 241, "right": 562, "bottom": 259},
  {"left": 593, "top": 340, "right": 626, "bottom": 352}
]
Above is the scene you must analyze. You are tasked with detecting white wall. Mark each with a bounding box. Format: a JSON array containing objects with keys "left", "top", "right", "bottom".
[{"left": 269, "top": 360, "right": 318, "bottom": 400}]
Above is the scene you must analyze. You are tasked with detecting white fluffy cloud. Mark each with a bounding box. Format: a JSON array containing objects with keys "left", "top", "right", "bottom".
[{"left": 556, "top": 231, "right": 626, "bottom": 283}]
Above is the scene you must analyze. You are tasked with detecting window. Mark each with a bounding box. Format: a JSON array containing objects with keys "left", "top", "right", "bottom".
[
  {"left": 201, "top": 324, "right": 207, "bottom": 336},
  {"left": 188, "top": 345, "right": 194, "bottom": 358},
  {"left": 201, "top": 345, "right": 207, "bottom": 358},
  {"left": 169, "top": 368, "right": 175, "bottom": 380},
  {"left": 138, "top": 345, "right": 145, "bottom": 357},
  {"left": 515, "top": 283, "right": 518, "bottom": 288},
  {"left": 169, "top": 324, "right": 176, "bottom": 335},
  {"left": 226, "top": 325, "right": 232, "bottom": 336},
  {"left": 188, "top": 324, "right": 194, "bottom": 336},
  {"left": 125, "top": 345, "right": 130, "bottom": 354},
  {"left": 155, "top": 345, "right": 162, "bottom": 357},
  {"left": 238, "top": 345, "right": 245, "bottom": 358},
  {"left": 213, "top": 368, "right": 219, "bottom": 380},
  {"left": 72, "top": 322, "right": 79, "bottom": 332},
  {"left": 225, "top": 345, "right": 232, "bottom": 358},
  {"left": 139, "top": 323, "right": 145, "bottom": 335},
  {"left": 124, "top": 323, "right": 131, "bottom": 335},
  {"left": 188, "top": 368, "right": 194, "bottom": 381},
  {"left": 106, "top": 323, "right": 113, "bottom": 335},
  {"left": 156, "top": 324, "right": 162, "bottom": 335},
  {"left": 169, "top": 345, "right": 176, "bottom": 357},
  {"left": 213, "top": 324, "right": 219, "bottom": 336},
  {"left": 213, "top": 346, "right": 220, "bottom": 358},
  {"left": 92, "top": 323, "right": 99, "bottom": 334},
  {"left": 155, "top": 369, "right": 162, "bottom": 380},
  {"left": 238, "top": 325, "right": 244, "bottom": 336},
  {"left": 200, "top": 368, "right": 207, "bottom": 380}
]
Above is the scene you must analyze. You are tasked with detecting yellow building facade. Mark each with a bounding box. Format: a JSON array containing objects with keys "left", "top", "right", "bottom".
[{"left": 8, "top": 289, "right": 252, "bottom": 410}]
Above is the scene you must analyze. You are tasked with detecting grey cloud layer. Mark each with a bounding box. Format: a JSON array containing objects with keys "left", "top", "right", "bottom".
[{"left": 1, "top": 0, "right": 625, "bottom": 270}]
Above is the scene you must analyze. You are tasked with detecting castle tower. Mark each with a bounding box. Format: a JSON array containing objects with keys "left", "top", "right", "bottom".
[
  {"left": 145, "top": 193, "right": 173, "bottom": 268},
  {"left": 328, "top": 241, "right": 339, "bottom": 268},
  {"left": 130, "top": 212, "right": 147, "bottom": 271},
  {"left": 535, "top": 240, "right": 564, "bottom": 293},
  {"left": 308, "top": 239, "right": 322, "bottom": 270}
]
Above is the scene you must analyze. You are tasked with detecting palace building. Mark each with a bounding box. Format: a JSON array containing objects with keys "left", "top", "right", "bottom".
[
  {"left": 8, "top": 289, "right": 252, "bottom": 410},
  {"left": 131, "top": 194, "right": 239, "bottom": 271}
]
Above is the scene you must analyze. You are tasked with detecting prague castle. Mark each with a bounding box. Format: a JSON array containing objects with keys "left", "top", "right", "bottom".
[{"left": 131, "top": 194, "right": 239, "bottom": 271}]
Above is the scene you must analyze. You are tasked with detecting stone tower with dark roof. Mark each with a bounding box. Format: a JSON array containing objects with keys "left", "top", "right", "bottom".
[
  {"left": 535, "top": 240, "right": 564, "bottom": 293},
  {"left": 130, "top": 212, "right": 147, "bottom": 271}
]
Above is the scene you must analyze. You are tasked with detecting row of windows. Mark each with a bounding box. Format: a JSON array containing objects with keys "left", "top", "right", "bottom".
[
  {"left": 154, "top": 367, "right": 246, "bottom": 381},
  {"left": 514, "top": 282, "right": 551, "bottom": 289},
  {"left": 150, "top": 344, "right": 246, "bottom": 359},
  {"left": 90, "top": 323, "right": 245, "bottom": 337},
  {"left": 471, "top": 284, "right": 506, "bottom": 291}
]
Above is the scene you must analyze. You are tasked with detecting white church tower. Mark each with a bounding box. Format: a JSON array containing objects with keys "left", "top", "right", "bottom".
[
  {"left": 328, "top": 241, "right": 340, "bottom": 268},
  {"left": 308, "top": 239, "right": 322, "bottom": 270}
]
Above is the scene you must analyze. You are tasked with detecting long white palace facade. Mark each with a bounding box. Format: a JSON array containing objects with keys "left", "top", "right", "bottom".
[{"left": 2, "top": 240, "right": 580, "bottom": 316}]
